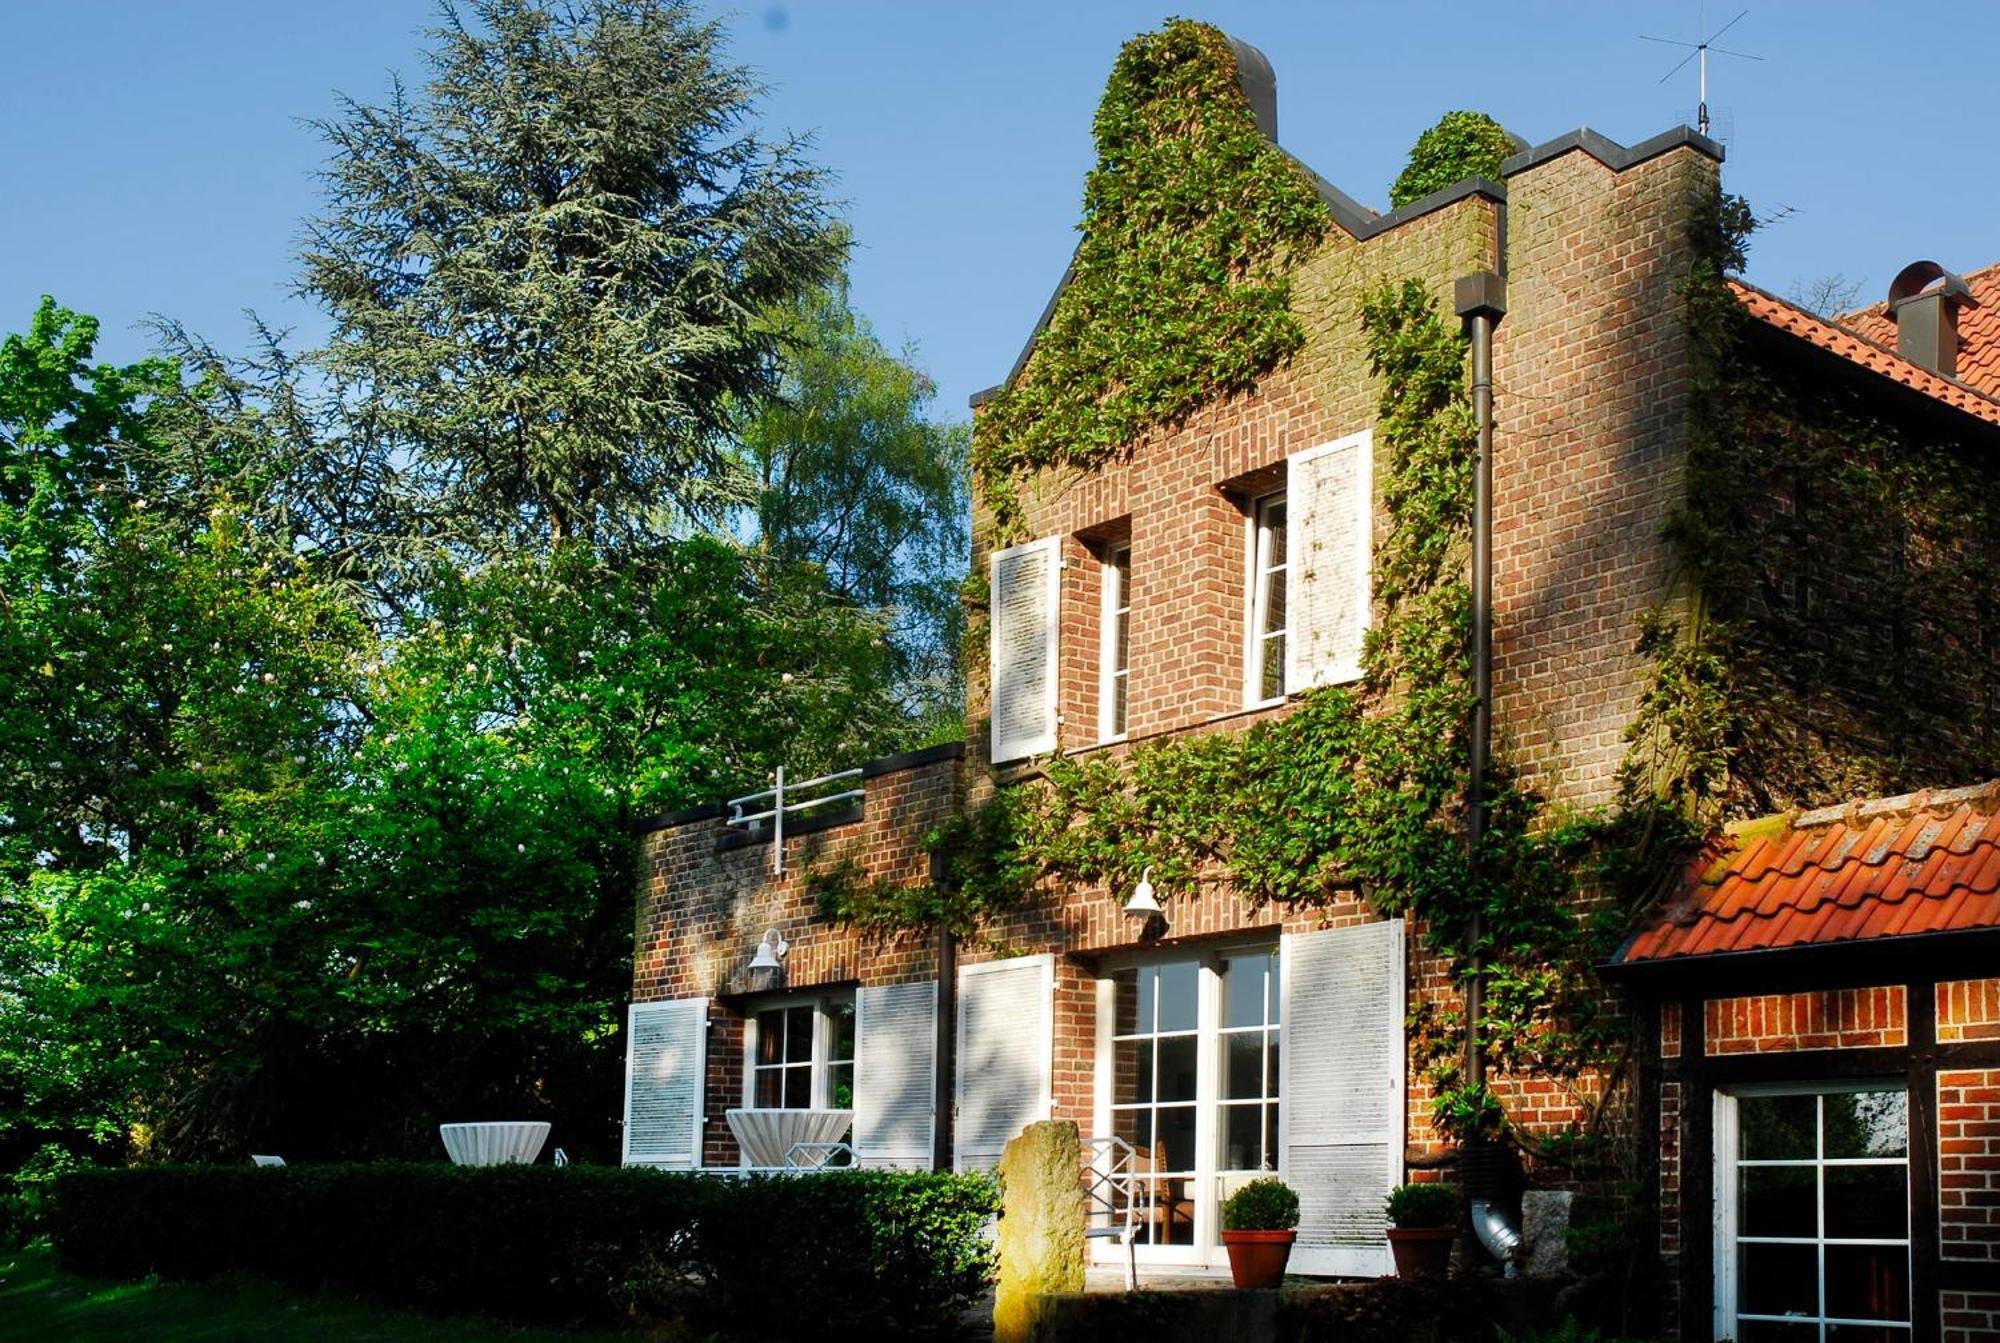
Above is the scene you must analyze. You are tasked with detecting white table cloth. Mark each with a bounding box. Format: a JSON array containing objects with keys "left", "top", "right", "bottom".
[
  {"left": 724, "top": 1108, "right": 854, "bottom": 1169},
  {"left": 439, "top": 1121, "right": 551, "bottom": 1166}
]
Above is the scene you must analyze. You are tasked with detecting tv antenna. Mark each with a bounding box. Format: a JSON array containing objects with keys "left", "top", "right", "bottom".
[{"left": 1642, "top": 6, "right": 1763, "bottom": 138}]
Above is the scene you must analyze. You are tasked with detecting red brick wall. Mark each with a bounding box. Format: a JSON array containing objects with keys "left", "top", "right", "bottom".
[
  {"left": 633, "top": 752, "right": 959, "bottom": 1167},
  {"left": 1939, "top": 1068, "right": 2000, "bottom": 1265},
  {"left": 1703, "top": 986, "right": 1908, "bottom": 1054},
  {"left": 1942, "top": 1291, "right": 2000, "bottom": 1343},
  {"left": 1492, "top": 146, "right": 1715, "bottom": 809},
  {"left": 1940, "top": 978, "right": 2000, "bottom": 1044}
]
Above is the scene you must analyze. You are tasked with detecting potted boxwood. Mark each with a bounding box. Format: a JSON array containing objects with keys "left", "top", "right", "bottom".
[
  {"left": 1220, "top": 1176, "right": 1299, "bottom": 1288},
  {"left": 1384, "top": 1181, "right": 1458, "bottom": 1279}
]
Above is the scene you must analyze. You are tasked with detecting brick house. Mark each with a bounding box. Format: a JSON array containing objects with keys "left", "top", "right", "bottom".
[{"left": 623, "top": 30, "right": 2000, "bottom": 1340}]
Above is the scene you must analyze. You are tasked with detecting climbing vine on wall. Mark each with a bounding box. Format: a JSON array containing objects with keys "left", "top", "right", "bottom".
[
  {"left": 1627, "top": 190, "right": 2000, "bottom": 824},
  {"left": 970, "top": 19, "right": 1332, "bottom": 539},
  {"left": 823, "top": 281, "right": 1634, "bottom": 1143}
]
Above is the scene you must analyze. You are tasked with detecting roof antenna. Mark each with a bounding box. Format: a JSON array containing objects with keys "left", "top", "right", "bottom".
[{"left": 1641, "top": 5, "right": 1763, "bottom": 138}]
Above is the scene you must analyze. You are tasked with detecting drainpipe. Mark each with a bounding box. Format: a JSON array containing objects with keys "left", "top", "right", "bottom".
[
  {"left": 1454, "top": 271, "right": 1517, "bottom": 1275},
  {"left": 932, "top": 848, "right": 957, "bottom": 1171}
]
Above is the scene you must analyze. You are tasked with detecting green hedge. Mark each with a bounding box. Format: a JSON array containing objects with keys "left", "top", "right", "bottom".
[{"left": 52, "top": 1163, "right": 997, "bottom": 1338}]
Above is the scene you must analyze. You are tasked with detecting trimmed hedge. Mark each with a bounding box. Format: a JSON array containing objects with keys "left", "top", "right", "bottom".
[{"left": 52, "top": 1163, "right": 997, "bottom": 1338}]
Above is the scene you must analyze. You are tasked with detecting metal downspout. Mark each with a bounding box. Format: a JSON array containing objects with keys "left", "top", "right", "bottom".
[
  {"left": 1454, "top": 271, "right": 1516, "bottom": 1274},
  {"left": 932, "top": 848, "right": 957, "bottom": 1171}
]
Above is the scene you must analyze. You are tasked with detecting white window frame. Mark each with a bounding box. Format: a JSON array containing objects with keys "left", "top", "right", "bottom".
[
  {"left": 1712, "top": 1079, "right": 1913, "bottom": 1343},
  {"left": 742, "top": 990, "right": 856, "bottom": 1116},
  {"left": 1089, "top": 942, "right": 1280, "bottom": 1272},
  {"left": 1099, "top": 542, "right": 1131, "bottom": 742},
  {"left": 1245, "top": 491, "right": 1289, "bottom": 708}
]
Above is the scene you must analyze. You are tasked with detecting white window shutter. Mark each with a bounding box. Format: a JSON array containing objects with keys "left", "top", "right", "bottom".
[
  {"left": 1280, "top": 919, "right": 1405, "bottom": 1276},
  {"left": 622, "top": 997, "right": 707, "bottom": 1168},
  {"left": 1286, "top": 430, "right": 1373, "bottom": 690},
  {"left": 988, "top": 536, "right": 1060, "bottom": 762},
  {"left": 855, "top": 981, "right": 937, "bottom": 1169},
  {"left": 954, "top": 955, "right": 1054, "bottom": 1171}
]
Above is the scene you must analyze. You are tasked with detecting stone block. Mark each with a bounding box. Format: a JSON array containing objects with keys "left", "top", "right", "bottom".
[
  {"left": 994, "top": 1120, "right": 1087, "bottom": 1343},
  {"left": 1521, "top": 1189, "right": 1573, "bottom": 1279}
]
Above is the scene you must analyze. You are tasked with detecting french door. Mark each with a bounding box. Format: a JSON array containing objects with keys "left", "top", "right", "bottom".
[{"left": 1094, "top": 947, "right": 1281, "bottom": 1268}]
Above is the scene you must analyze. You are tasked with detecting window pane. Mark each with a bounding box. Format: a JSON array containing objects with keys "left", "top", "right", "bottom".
[
  {"left": 1223, "top": 1032, "right": 1265, "bottom": 1101},
  {"left": 1156, "top": 1104, "right": 1197, "bottom": 1173},
  {"left": 1260, "top": 632, "right": 1286, "bottom": 701},
  {"left": 1824, "top": 1090, "right": 1907, "bottom": 1159},
  {"left": 1825, "top": 1243, "right": 1909, "bottom": 1322},
  {"left": 1825, "top": 1326, "right": 1907, "bottom": 1343},
  {"left": 1156, "top": 1035, "right": 1198, "bottom": 1103},
  {"left": 784, "top": 1006, "right": 814, "bottom": 1063},
  {"left": 1263, "top": 567, "right": 1288, "bottom": 635},
  {"left": 1740, "top": 1164, "right": 1816, "bottom": 1238},
  {"left": 1155, "top": 961, "right": 1198, "bottom": 1033},
  {"left": 1113, "top": 1038, "right": 1149, "bottom": 1106},
  {"left": 1112, "top": 1106, "right": 1148, "bottom": 1152},
  {"left": 1824, "top": 1165, "right": 1907, "bottom": 1240},
  {"left": 1136, "top": 966, "right": 1156, "bottom": 1034},
  {"left": 1112, "top": 671, "right": 1128, "bottom": 737},
  {"left": 1741, "top": 1094, "right": 1819, "bottom": 1160},
  {"left": 1265, "top": 1104, "right": 1280, "bottom": 1170},
  {"left": 1223, "top": 954, "right": 1274, "bottom": 1028},
  {"left": 1263, "top": 499, "right": 1287, "bottom": 545},
  {"left": 783, "top": 1064, "right": 811, "bottom": 1109},
  {"left": 828, "top": 1062, "right": 854, "bottom": 1111},
  {"left": 1739, "top": 1241, "right": 1818, "bottom": 1317},
  {"left": 1111, "top": 967, "right": 1140, "bottom": 1037},
  {"left": 756, "top": 1011, "right": 785, "bottom": 1066},
  {"left": 1222, "top": 1103, "right": 1264, "bottom": 1172},
  {"left": 1738, "top": 1324, "right": 1819, "bottom": 1343},
  {"left": 755, "top": 1068, "right": 784, "bottom": 1108},
  {"left": 827, "top": 998, "right": 855, "bottom": 1064}
]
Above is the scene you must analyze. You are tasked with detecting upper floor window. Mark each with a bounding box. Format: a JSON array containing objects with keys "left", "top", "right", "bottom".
[
  {"left": 1101, "top": 543, "right": 1132, "bottom": 740},
  {"left": 749, "top": 992, "right": 855, "bottom": 1110},
  {"left": 1249, "top": 492, "right": 1289, "bottom": 705}
]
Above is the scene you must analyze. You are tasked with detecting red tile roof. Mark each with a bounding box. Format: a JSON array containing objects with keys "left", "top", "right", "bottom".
[
  {"left": 1617, "top": 781, "right": 2000, "bottom": 965},
  {"left": 1840, "top": 261, "right": 2000, "bottom": 400},
  {"left": 1729, "top": 279, "right": 2000, "bottom": 429}
]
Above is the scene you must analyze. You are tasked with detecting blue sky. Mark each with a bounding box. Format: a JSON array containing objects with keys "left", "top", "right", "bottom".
[{"left": 5, "top": 1, "right": 1997, "bottom": 420}]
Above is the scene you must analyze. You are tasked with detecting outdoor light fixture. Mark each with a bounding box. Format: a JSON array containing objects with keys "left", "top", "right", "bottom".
[
  {"left": 1122, "top": 867, "right": 1164, "bottom": 920},
  {"left": 748, "top": 928, "right": 789, "bottom": 972}
]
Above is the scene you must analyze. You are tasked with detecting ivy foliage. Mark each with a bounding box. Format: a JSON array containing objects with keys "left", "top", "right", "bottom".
[
  {"left": 822, "top": 283, "right": 1628, "bottom": 1140},
  {"left": 970, "top": 20, "right": 1331, "bottom": 537},
  {"left": 1389, "top": 111, "right": 1516, "bottom": 209},
  {"left": 1628, "top": 189, "right": 2000, "bottom": 823}
]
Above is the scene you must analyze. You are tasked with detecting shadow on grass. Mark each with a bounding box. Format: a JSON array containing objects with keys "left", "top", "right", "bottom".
[{"left": 0, "top": 1243, "right": 662, "bottom": 1343}]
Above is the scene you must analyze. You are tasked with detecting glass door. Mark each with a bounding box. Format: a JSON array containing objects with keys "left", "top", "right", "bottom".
[{"left": 1099, "top": 948, "right": 1280, "bottom": 1269}]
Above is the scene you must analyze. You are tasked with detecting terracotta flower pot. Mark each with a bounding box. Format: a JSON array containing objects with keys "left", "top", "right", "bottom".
[
  {"left": 1221, "top": 1228, "right": 1296, "bottom": 1288},
  {"left": 1386, "top": 1225, "right": 1455, "bottom": 1279}
]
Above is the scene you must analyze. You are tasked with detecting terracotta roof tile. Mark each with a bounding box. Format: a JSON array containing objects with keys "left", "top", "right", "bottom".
[
  {"left": 1729, "top": 280, "right": 2000, "bottom": 428},
  {"left": 1841, "top": 261, "right": 2000, "bottom": 400},
  {"left": 1616, "top": 781, "right": 2000, "bottom": 965}
]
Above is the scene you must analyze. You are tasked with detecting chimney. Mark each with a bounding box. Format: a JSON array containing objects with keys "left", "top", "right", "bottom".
[{"left": 1885, "top": 260, "right": 1973, "bottom": 378}]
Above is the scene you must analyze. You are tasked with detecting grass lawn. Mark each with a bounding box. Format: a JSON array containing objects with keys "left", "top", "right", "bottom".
[{"left": 0, "top": 1242, "right": 656, "bottom": 1342}]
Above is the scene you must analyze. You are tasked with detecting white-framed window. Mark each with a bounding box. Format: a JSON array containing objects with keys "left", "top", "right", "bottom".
[
  {"left": 1247, "top": 492, "right": 1288, "bottom": 705},
  {"left": 1713, "top": 1081, "right": 1911, "bottom": 1343},
  {"left": 1099, "top": 543, "right": 1131, "bottom": 740},
  {"left": 1098, "top": 946, "right": 1282, "bottom": 1261},
  {"left": 746, "top": 991, "right": 855, "bottom": 1111}
]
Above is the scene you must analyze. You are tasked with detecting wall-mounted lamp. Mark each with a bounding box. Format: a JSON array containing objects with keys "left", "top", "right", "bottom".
[
  {"left": 1122, "top": 867, "right": 1164, "bottom": 920},
  {"left": 748, "top": 928, "right": 789, "bottom": 972}
]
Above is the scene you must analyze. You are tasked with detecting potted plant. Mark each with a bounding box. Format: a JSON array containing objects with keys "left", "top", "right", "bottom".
[
  {"left": 1220, "top": 1176, "right": 1299, "bottom": 1289},
  {"left": 1384, "top": 1181, "right": 1458, "bottom": 1279}
]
